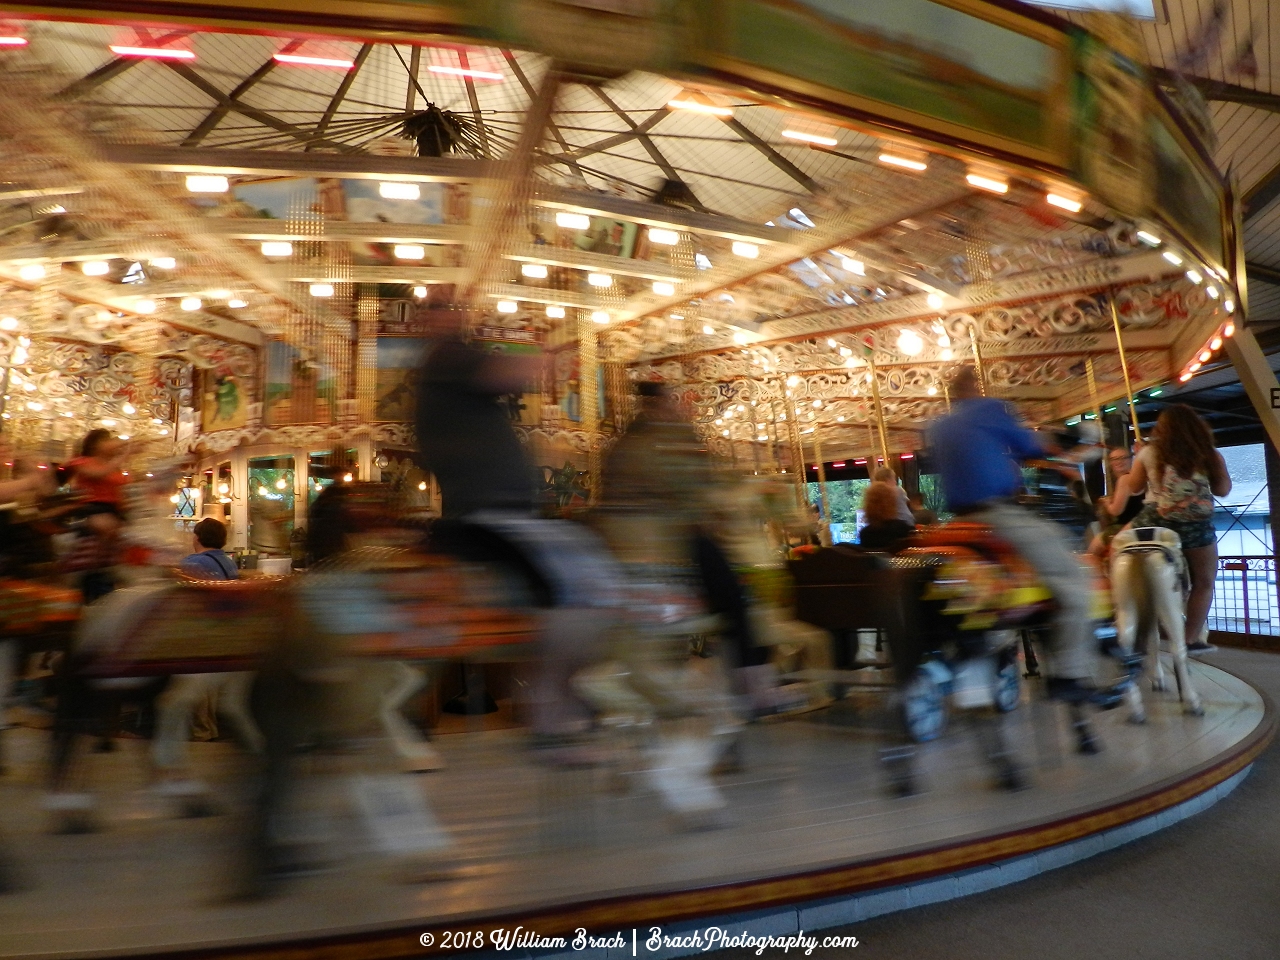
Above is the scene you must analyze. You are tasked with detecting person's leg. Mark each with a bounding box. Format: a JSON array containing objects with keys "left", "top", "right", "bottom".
[
  {"left": 978, "top": 504, "right": 1094, "bottom": 682},
  {"left": 1183, "top": 542, "right": 1218, "bottom": 649},
  {"left": 153, "top": 674, "right": 217, "bottom": 772}
]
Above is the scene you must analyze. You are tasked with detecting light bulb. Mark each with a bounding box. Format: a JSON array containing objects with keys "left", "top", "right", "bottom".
[
  {"left": 731, "top": 241, "right": 759, "bottom": 259},
  {"left": 546, "top": 305, "right": 565, "bottom": 319},
  {"left": 520, "top": 263, "right": 548, "bottom": 278},
  {"left": 496, "top": 300, "right": 518, "bottom": 313},
  {"left": 258, "top": 486, "right": 269, "bottom": 497},
  {"left": 170, "top": 493, "right": 180, "bottom": 504},
  {"left": 135, "top": 299, "right": 156, "bottom": 314},
  {"left": 378, "top": 182, "right": 420, "bottom": 200},
  {"left": 261, "top": 241, "right": 293, "bottom": 257},
  {"left": 897, "top": 329, "right": 924, "bottom": 356},
  {"left": 275, "top": 478, "right": 287, "bottom": 490},
  {"left": 228, "top": 299, "right": 247, "bottom": 309},
  {"left": 591, "top": 310, "right": 610, "bottom": 324},
  {"left": 926, "top": 292, "right": 944, "bottom": 310},
  {"left": 18, "top": 264, "right": 45, "bottom": 281},
  {"left": 652, "top": 281, "right": 675, "bottom": 296},
  {"left": 310, "top": 283, "right": 334, "bottom": 297},
  {"left": 151, "top": 257, "right": 176, "bottom": 270},
  {"left": 413, "top": 286, "right": 427, "bottom": 298},
  {"left": 703, "top": 324, "right": 715, "bottom": 335},
  {"left": 342, "top": 473, "right": 353, "bottom": 483},
  {"left": 648, "top": 228, "right": 679, "bottom": 245},
  {"left": 122, "top": 402, "right": 136, "bottom": 414},
  {"left": 82, "top": 261, "right": 110, "bottom": 276},
  {"left": 181, "top": 297, "right": 201, "bottom": 311},
  {"left": 0, "top": 317, "right": 16, "bottom": 331},
  {"left": 587, "top": 273, "right": 612, "bottom": 287},
  {"left": 555, "top": 212, "right": 590, "bottom": 230},
  {"left": 218, "top": 482, "right": 229, "bottom": 495},
  {"left": 186, "top": 175, "right": 229, "bottom": 193},
  {"left": 418, "top": 481, "right": 427, "bottom": 491},
  {"left": 394, "top": 244, "right": 425, "bottom": 260}
]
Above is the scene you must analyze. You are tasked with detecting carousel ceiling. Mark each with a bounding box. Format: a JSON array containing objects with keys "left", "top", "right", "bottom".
[{"left": 0, "top": 12, "right": 1241, "bottom": 461}]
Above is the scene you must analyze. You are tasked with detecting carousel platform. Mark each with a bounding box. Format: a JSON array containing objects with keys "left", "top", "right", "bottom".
[{"left": 0, "top": 660, "right": 1271, "bottom": 960}]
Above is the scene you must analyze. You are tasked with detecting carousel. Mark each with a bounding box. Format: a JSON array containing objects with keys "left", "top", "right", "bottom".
[{"left": 0, "top": 2, "right": 1272, "bottom": 958}]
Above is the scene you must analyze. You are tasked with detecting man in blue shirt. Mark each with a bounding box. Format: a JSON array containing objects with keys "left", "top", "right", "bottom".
[
  {"left": 180, "top": 518, "right": 238, "bottom": 580},
  {"left": 928, "top": 367, "right": 1095, "bottom": 700}
]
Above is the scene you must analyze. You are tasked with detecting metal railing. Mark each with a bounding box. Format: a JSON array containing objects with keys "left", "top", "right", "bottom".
[{"left": 1207, "top": 556, "right": 1280, "bottom": 637}]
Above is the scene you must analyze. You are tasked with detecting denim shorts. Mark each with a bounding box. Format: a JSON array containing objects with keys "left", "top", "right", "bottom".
[{"left": 1130, "top": 505, "right": 1216, "bottom": 550}]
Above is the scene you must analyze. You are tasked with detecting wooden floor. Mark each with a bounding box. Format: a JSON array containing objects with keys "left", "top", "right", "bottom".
[{"left": 0, "top": 661, "right": 1268, "bottom": 960}]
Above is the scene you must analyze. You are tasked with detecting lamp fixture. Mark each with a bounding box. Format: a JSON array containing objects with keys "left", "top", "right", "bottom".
[
  {"left": 521, "top": 263, "right": 548, "bottom": 279},
  {"left": 413, "top": 286, "right": 427, "bottom": 298},
  {"left": 782, "top": 129, "right": 837, "bottom": 147},
  {"left": 1136, "top": 230, "right": 1162, "bottom": 246},
  {"left": 877, "top": 152, "right": 928, "bottom": 172},
  {"left": 587, "top": 273, "right": 612, "bottom": 287},
  {"left": 652, "top": 281, "right": 676, "bottom": 296},
  {"left": 496, "top": 300, "right": 518, "bottom": 313},
  {"left": 228, "top": 298, "right": 247, "bottom": 309},
  {"left": 731, "top": 241, "right": 759, "bottom": 259},
  {"left": 310, "top": 283, "right": 334, "bottom": 297},
  {"left": 379, "top": 182, "right": 420, "bottom": 200},
  {"left": 555, "top": 211, "right": 590, "bottom": 230},
  {"left": 546, "top": 305, "right": 565, "bottom": 319},
  {"left": 591, "top": 310, "right": 610, "bottom": 324},
  {"left": 185, "top": 175, "right": 228, "bottom": 193},
  {"left": 274, "top": 52, "right": 355, "bottom": 69},
  {"left": 1162, "top": 250, "right": 1183, "bottom": 265},
  {"left": 1046, "top": 192, "right": 1083, "bottom": 213},
  {"left": 394, "top": 244, "right": 425, "bottom": 260},
  {"left": 261, "top": 241, "right": 293, "bottom": 257},
  {"left": 151, "top": 257, "right": 176, "bottom": 269},
  {"left": 648, "top": 228, "right": 679, "bottom": 245},
  {"left": 427, "top": 64, "right": 503, "bottom": 81},
  {"left": 109, "top": 44, "right": 195, "bottom": 60},
  {"left": 180, "top": 297, "right": 201, "bottom": 311},
  {"left": 666, "top": 91, "right": 733, "bottom": 117},
  {"left": 82, "top": 261, "right": 110, "bottom": 276},
  {"left": 897, "top": 329, "right": 924, "bottom": 356},
  {"left": 966, "top": 172, "right": 1009, "bottom": 194},
  {"left": 17, "top": 264, "right": 45, "bottom": 281}
]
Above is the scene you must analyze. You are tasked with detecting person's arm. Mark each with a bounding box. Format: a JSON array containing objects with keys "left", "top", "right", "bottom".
[
  {"left": 1210, "top": 450, "right": 1232, "bottom": 497},
  {"left": 1102, "top": 472, "right": 1135, "bottom": 518},
  {"left": 989, "top": 403, "right": 1047, "bottom": 461}
]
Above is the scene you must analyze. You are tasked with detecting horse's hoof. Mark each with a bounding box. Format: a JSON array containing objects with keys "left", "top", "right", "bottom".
[
  {"left": 1151, "top": 679, "right": 1168, "bottom": 693},
  {"left": 399, "top": 748, "right": 446, "bottom": 773},
  {"left": 1185, "top": 704, "right": 1206, "bottom": 718},
  {"left": 1127, "top": 713, "right": 1148, "bottom": 725},
  {"left": 1075, "top": 725, "right": 1103, "bottom": 755}
]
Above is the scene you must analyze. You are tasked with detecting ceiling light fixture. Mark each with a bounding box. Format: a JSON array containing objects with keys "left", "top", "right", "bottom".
[
  {"left": 0, "top": 35, "right": 28, "bottom": 47},
  {"left": 17, "top": 264, "right": 45, "bottom": 281},
  {"left": 108, "top": 44, "right": 196, "bottom": 60},
  {"left": 228, "top": 298, "right": 247, "bottom": 309},
  {"left": 427, "top": 64, "right": 503, "bottom": 81},
  {"left": 378, "top": 182, "right": 420, "bottom": 200},
  {"left": 1186, "top": 269, "right": 1202, "bottom": 284},
  {"left": 926, "top": 292, "right": 944, "bottom": 310},
  {"left": 897, "top": 329, "right": 924, "bottom": 356},
  {"left": 1046, "top": 192, "right": 1083, "bottom": 213},
  {"left": 732, "top": 241, "right": 759, "bottom": 259},
  {"left": 555, "top": 211, "right": 590, "bottom": 230},
  {"left": 591, "top": 310, "right": 610, "bottom": 324},
  {"left": 878, "top": 152, "right": 928, "bottom": 172},
  {"left": 185, "top": 174, "right": 228, "bottom": 193},
  {"left": 150, "top": 257, "right": 175, "bottom": 269},
  {"left": 1162, "top": 250, "right": 1183, "bottom": 265},
  {"left": 546, "top": 305, "right": 565, "bottom": 319},
  {"left": 261, "top": 241, "right": 293, "bottom": 257},
  {"left": 0, "top": 317, "right": 16, "bottom": 330},
  {"left": 966, "top": 172, "right": 1009, "bottom": 194},
  {"left": 840, "top": 256, "right": 865, "bottom": 275},
  {"left": 782, "top": 129, "right": 837, "bottom": 147},
  {"left": 310, "top": 283, "right": 334, "bottom": 297},
  {"left": 394, "top": 244, "right": 426, "bottom": 260},
  {"left": 413, "top": 286, "right": 427, "bottom": 298},
  {"left": 273, "top": 52, "right": 355, "bottom": 69},
  {"left": 652, "top": 280, "right": 676, "bottom": 296},
  {"left": 666, "top": 91, "right": 733, "bottom": 117},
  {"left": 587, "top": 273, "right": 612, "bottom": 287},
  {"left": 180, "top": 297, "right": 201, "bottom": 311},
  {"left": 1224, "top": 299, "right": 1235, "bottom": 314},
  {"left": 703, "top": 324, "right": 715, "bottom": 335},
  {"left": 648, "top": 228, "right": 679, "bottom": 245},
  {"left": 135, "top": 299, "right": 156, "bottom": 314},
  {"left": 496, "top": 300, "right": 518, "bottom": 313},
  {"left": 81, "top": 261, "right": 110, "bottom": 276},
  {"left": 521, "top": 263, "right": 548, "bottom": 278},
  {"left": 1136, "top": 230, "right": 1161, "bottom": 246},
  {"left": 1210, "top": 337, "right": 1222, "bottom": 350}
]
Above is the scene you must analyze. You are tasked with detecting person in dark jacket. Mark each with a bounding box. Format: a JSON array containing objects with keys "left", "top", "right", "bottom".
[{"left": 858, "top": 481, "right": 915, "bottom": 552}]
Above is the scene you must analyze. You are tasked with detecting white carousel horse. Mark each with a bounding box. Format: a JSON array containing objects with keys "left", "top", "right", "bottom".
[{"left": 1110, "top": 527, "right": 1203, "bottom": 720}]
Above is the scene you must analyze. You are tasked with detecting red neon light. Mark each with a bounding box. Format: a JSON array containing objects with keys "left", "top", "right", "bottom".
[
  {"left": 854, "top": 458, "right": 867, "bottom": 465},
  {"left": 273, "top": 52, "right": 354, "bottom": 69},
  {"left": 0, "top": 36, "right": 28, "bottom": 47},
  {"left": 900, "top": 453, "right": 914, "bottom": 459},
  {"left": 428, "top": 64, "right": 503, "bottom": 81},
  {"left": 109, "top": 44, "right": 196, "bottom": 60},
  {"left": 831, "top": 461, "right": 846, "bottom": 468}
]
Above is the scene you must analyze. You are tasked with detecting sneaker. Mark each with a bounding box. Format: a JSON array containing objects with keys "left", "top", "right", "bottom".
[{"left": 1186, "top": 641, "right": 1217, "bottom": 656}]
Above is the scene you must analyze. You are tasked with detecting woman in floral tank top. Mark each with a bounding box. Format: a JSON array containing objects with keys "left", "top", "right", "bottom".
[{"left": 1126, "top": 405, "right": 1231, "bottom": 653}]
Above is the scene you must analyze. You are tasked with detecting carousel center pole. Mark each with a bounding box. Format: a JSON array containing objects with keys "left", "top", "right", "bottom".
[
  {"left": 1107, "top": 292, "right": 1144, "bottom": 444},
  {"left": 812, "top": 432, "right": 832, "bottom": 541},
  {"left": 968, "top": 321, "right": 987, "bottom": 396}
]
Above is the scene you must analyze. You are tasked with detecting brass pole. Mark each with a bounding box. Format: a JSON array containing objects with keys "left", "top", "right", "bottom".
[
  {"left": 942, "top": 378, "right": 952, "bottom": 413},
  {"left": 1085, "top": 356, "right": 1109, "bottom": 495},
  {"left": 968, "top": 322, "right": 986, "bottom": 396},
  {"left": 1108, "top": 293, "right": 1144, "bottom": 444},
  {"left": 867, "top": 357, "right": 891, "bottom": 466}
]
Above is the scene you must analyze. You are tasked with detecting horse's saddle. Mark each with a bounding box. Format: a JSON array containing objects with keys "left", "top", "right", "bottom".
[{"left": 1111, "top": 527, "right": 1188, "bottom": 592}]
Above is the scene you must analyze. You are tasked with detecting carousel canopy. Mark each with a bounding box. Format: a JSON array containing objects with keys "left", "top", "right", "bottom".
[{"left": 0, "top": 1, "right": 1247, "bottom": 465}]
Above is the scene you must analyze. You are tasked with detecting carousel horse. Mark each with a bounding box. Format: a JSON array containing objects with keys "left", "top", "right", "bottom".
[{"left": 1109, "top": 527, "right": 1203, "bottom": 720}]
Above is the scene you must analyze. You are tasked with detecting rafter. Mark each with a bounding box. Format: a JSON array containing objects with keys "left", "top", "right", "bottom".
[
  {"left": 1247, "top": 261, "right": 1280, "bottom": 286},
  {"left": 590, "top": 87, "right": 696, "bottom": 205},
  {"left": 1243, "top": 158, "right": 1280, "bottom": 221},
  {"left": 719, "top": 116, "right": 817, "bottom": 193},
  {"left": 537, "top": 108, "right": 669, "bottom": 168},
  {"left": 311, "top": 44, "right": 373, "bottom": 147},
  {"left": 55, "top": 29, "right": 192, "bottom": 101},
  {"left": 183, "top": 58, "right": 279, "bottom": 147},
  {"left": 1152, "top": 69, "right": 1280, "bottom": 115},
  {"left": 502, "top": 50, "right": 582, "bottom": 181},
  {"left": 164, "top": 62, "right": 354, "bottom": 153}
]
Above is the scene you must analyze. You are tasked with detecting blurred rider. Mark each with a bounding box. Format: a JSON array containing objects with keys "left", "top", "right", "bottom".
[
  {"left": 415, "top": 309, "right": 620, "bottom": 753},
  {"left": 927, "top": 366, "right": 1096, "bottom": 702}
]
